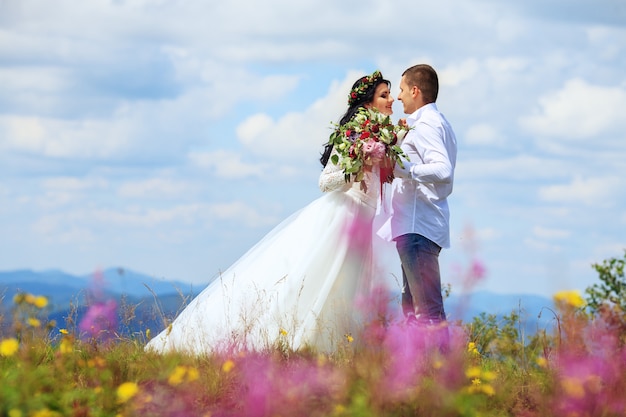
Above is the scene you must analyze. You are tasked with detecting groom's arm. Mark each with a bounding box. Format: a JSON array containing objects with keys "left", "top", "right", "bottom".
[{"left": 393, "top": 121, "right": 453, "bottom": 184}]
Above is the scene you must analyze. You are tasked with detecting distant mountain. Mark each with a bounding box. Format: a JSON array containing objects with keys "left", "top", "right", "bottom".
[
  {"left": 446, "top": 290, "right": 557, "bottom": 337},
  {"left": 0, "top": 267, "right": 201, "bottom": 312},
  {"left": 1, "top": 268, "right": 557, "bottom": 338},
  {"left": 447, "top": 290, "right": 554, "bottom": 321}
]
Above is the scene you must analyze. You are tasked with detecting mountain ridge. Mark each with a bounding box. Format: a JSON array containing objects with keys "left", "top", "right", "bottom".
[{"left": 1, "top": 268, "right": 556, "bottom": 336}]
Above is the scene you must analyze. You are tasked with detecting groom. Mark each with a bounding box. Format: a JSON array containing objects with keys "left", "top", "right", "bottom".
[{"left": 386, "top": 64, "right": 457, "bottom": 343}]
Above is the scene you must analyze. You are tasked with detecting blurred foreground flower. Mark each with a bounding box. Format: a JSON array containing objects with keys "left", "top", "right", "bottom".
[
  {"left": 117, "top": 381, "right": 139, "bottom": 403},
  {"left": 33, "top": 295, "right": 49, "bottom": 309},
  {"left": 222, "top": 359, "right": 235, "bottom": 373},
  {"left": 554, "top": 290, "right": 586, "bottom": 308},
  {"left": 13, "top": 293, "right": 48, "bottom": 308},
  {"left": 467, "top": 342, "right": 480, "bottom": 356},
  {"left": 31, "top": 409, "right": 61, "bottom": 417},
  {"left": 27, "top": 317, "right": 42, "bottom": 328},
  {"left": 78, "top": 299, "right": 118, "bottom": 340},
  {"left": 8, "top": 409, "right": 22, "bottom": 417},
  {"left": 465, "top": 366, "right": 497, "bottom": 396},
  {"left": 59, "top": 337, "right": 74, "bottom": 354},
  {"left": 1, "top": 338, "right": 19, "bottom": 357},
  {"left": 168, "top": 365, "right": 199, "bottom": 386}
]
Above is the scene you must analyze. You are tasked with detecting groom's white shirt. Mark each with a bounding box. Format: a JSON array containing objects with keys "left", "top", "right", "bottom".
[{"left": 378, "top": 103, "right": 457, "bottom": 248}]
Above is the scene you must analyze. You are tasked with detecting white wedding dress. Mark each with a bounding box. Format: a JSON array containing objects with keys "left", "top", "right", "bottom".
[{"left": 145, "top": 158, "right": 401, "bottom": 354}]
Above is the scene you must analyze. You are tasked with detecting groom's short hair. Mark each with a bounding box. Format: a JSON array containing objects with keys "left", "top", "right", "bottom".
[{"left": 403, "top": 64, "right": 439, "bottom": 104}]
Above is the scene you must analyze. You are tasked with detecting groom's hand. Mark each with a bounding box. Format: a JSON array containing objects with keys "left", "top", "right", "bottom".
[{"left": 393, "top": 161, "right": 411, "bottom": 179}]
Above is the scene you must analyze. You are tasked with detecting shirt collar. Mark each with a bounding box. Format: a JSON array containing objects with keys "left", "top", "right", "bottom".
[{"left": 407, "top": 102, "right": 438, "bottom": 123}]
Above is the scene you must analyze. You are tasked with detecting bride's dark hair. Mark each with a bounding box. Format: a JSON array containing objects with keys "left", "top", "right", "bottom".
[{"left": 320, "top": 72, "right": 391, "bottom": 167}]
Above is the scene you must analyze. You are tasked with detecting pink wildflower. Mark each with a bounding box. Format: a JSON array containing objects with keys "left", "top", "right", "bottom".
[{"left": 79, "top": 299, "right": 118, "bottom": 341}]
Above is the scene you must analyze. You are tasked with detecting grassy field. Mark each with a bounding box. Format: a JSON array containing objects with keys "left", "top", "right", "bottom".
[{"left": 2, "top": 265, "right": 626, "bottom": 417}]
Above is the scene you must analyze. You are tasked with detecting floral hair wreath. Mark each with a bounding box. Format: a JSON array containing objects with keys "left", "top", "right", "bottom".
[{"left": 348, "top": 70, "right": 383, "bottom": 106}]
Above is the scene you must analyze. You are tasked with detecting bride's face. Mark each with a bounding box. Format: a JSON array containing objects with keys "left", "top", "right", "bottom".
[{"left": 365, "top": 83, "right": 394, "bottom": 116}]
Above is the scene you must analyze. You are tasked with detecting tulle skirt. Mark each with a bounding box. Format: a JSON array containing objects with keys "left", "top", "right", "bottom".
[{"left": 145, "top": 188, "right": 402, "bottom": 354}]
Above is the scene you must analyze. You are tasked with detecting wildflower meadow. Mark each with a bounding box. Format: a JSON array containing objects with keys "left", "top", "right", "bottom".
[{"left": 1, "top": 251, "right": 626, "bottom": 416}]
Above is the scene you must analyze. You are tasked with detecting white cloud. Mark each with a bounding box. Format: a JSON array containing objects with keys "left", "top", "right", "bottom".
[
  {"left": 538, "top": 176, "right": 623, "bottom": 206},
  {"left": 476, "top": 227, "right": 502, "bottom": 242},
  {"left": 117, "top": 178, "right": 194, "bottom": 199},
  {"left": 439, "top": 59, "right": 480, "bottom": 87},
  {"left": 524, "top": 237, "right": 563, "bottom": 252},
  {"left": 42, "top": 176, "right": 109, "bottom": 191},
  {"left": 29, "top": 199, "right": 279, "bottom": 244},
  {"left": 0, "top": 114, "right": 134, "bottom": 158},
  {"left": 465, "top": 123, "right": 501, "bottom": 146},
  {"left": 532, "top": 226, "right": 571, "bottom": 239},
  {"left": 457, "top": 154, "right": 571, "bottom": 181},
  {"left": 31, "top": 216, "right": 96, "bottom": 244},
  {"left": 209, "top": 201, "right": 279, "bottom": 228},
  {"left": 187, "top": 150, "right": 269, "bottom": 179},
  {"left": 234, "top": 73, "right": 354, "bottom": 161},
  {"left": 520, "top": 78, "right": 626, "bottom": 140}
]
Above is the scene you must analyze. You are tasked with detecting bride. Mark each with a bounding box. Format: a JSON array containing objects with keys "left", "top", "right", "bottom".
[{"left": 146, "top": 71, "right": 404, "bottom": 354}]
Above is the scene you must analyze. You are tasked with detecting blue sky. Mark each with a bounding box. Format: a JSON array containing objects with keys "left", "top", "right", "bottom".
[{"left": 1, "top": 0, "right": 625, "bottom": 298}]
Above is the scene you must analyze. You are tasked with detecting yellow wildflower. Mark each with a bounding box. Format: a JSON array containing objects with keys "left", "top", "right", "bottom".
[
  {"left": 33, "top": 296, "right": 48, "bottom": 309},
  {"left": 279, "top": 328, "right": 288, "bottom": 336},
  {"left": 561, "top": 377, "right": 585, "bottom": 399},
  {"left": 553, "top": 290, "right": 585, "bottom": 308},
  {"left": 481, "top": 384, "right": 496, "bottom": 396},
  {"left": 59, "top": 338, "right": 73, "bottom": 354},
  {"left": 482, "top": 370, "right": 497, "bottom": 381},
  {"left": 24, "top": 293, "right": 36, "bottom": 305},
  {"left": 59, "top": 329, "right": 69, "bottom": 335},
  {"left": 465, "top": 366, "right": 497, "bottom": 396},
  {"left": 85, "top": 356, "right": 104, "bottom": 368},
  {"left": 186, "top": 366, "right": 200, "bottom": 382},
  {"left": 316, "top": 354, "right": 327, "bottom": 367},
  {"left": 31, "top": 409, "right": 62, "bottom": 417},
  {"left": 467, "top": 342, "right": 480, "bottom": 356},
  {"left": 145, "top": 328, "right": 151, "bottom": 339},
  {"left": 345, "top": 333, "right": 354, "bottom": 343},
  {"left": 117, "top": 381, "right": 139, "bottom": 403},
  {"left": 168, "top": 366, "right": 187, "bottom": 386},
  {"left": 536, "top": 357, "right": 548, "bottom": 368},
  {"left": 28, "top": 317, "right": 41, "bottom": 328},
  {"left": 465, "top": 366, "right": 481, "bottom": 379},
  {"left": 222, "top": 359, "right": 235, "bottom": 373},
  {"left": 13, "top": 293, "right": 25, "bottom": 304},
  {"left": 0, "top": 338, "right": 19, "bottom": 357}
]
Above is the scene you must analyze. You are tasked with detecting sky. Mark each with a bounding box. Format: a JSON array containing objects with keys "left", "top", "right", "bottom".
[{"left": 1, "top": 0, "right": 625, "bottom": 298}]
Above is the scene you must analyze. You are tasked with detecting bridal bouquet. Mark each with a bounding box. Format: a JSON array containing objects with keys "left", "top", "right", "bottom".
[{"left": 328, "top": 108, "right": 409, "bottom": 190}]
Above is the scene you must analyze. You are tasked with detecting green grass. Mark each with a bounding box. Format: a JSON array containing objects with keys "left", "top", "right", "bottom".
[{"left": 1, "top": 290, "right": 625, "bottom": 417}]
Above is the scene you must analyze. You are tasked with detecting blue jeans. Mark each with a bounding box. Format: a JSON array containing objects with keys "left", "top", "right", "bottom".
[{"left": 395, "top": 233, "right": 446, "bottom": 322}]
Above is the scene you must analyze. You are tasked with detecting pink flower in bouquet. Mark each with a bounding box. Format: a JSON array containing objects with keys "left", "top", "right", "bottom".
[{"left": 362, "top": 139, "right": 386, "bottom": 164}]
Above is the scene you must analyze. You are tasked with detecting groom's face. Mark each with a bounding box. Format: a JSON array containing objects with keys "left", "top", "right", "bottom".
[{"left": 398, "top": 76, "right": 418, "bottom": 114}]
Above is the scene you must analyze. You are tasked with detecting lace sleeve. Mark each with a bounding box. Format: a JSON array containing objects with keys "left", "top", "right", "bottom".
[{"left": 319, "top": 150, "right": 350, "bottom": 193}]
